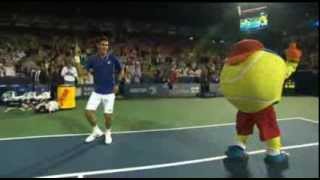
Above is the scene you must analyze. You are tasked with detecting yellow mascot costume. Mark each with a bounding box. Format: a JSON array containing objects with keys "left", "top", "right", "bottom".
[{"left": 220, "top": 39, "right": 302, "bottom": 164}]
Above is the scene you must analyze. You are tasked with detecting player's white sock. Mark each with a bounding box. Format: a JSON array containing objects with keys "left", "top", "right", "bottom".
[
  {"left": 105, "top": 129, "right": 112, "bottom": 144},
  {"left": 105, "top": 128, "right": 111, "bottom": 134}
]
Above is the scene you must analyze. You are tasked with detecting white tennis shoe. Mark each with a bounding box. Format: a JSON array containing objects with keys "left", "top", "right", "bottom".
[
  {"left": 85, "top": 128, "right": 103, "bottom": 143},
  {"left": 105, "top": 130, "right": 112, "bottom": 144}
]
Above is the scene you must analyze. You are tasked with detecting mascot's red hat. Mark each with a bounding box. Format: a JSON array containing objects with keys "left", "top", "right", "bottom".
[{"left": 226, "top": 39, "right": 264, "bottom": 65}]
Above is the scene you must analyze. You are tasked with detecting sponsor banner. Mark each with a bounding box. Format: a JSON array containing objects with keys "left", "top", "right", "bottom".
[
  {"left": 123, "top": 83, "right": 201, "bottom": 97},
  {"left": 1, "top": 83, "right": 221, "bottom": 99},
  {"left": 81, "top": 85, "right": 95, "bottom": 97},
  {"left": 0, "top": 84, "right": 33, "bottom": 96},
  {"left": 169, "top": 83, "right": 200, "bottom": 96},
  {"left": 34, "top": 85, "right": 50, "bottom": 93},
  {"left": 124, "top": 84, "right": 169, "bottom": 97},
  {"left": 0, "top": 77, "right": 32, "bottom": 85}
]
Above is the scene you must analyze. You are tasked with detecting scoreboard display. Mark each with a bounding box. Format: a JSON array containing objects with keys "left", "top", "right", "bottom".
[{"left": 238, "top": 5, "right": 269, "bottom": 33}]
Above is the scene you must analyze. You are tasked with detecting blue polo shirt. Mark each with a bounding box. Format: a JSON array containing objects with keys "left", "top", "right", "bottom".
[{"left": 85, "top": 53, "right": 122, "bottom": 94}]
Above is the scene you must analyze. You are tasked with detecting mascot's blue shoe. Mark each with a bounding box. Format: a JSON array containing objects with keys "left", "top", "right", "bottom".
[
  {"left": 225, "top": 145, "right": 248, "bottom": 161},
  {"left": 264, "top": 151, "right": 289, "bottom": 164}
]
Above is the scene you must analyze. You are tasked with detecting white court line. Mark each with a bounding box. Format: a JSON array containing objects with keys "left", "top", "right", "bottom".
[
  {"left": 298, "top": 117, "right": 319, "bottom": 124},
  {"left": 0, "top": 117, "right": 309, "bottom": 141},
  {"left": 36, "top": 142, "right": 319, "bottom": 178}
]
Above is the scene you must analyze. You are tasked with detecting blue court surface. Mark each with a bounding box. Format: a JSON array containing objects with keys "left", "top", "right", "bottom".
[{"left": 0, "top": 117, "right": 318, "bottom": 178}]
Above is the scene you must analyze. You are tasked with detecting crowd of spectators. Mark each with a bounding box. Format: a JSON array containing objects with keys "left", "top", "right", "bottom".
[
  {"left": 0, "top": 22, "right": 318, "bottom": 87},
  {"left": 0, "top": 30, "right": 226, "bottom": 86}
]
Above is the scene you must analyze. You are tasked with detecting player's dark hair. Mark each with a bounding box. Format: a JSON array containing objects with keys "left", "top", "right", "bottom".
[{"left": 96, "top": 35, "right": 109, "bottom": 44}]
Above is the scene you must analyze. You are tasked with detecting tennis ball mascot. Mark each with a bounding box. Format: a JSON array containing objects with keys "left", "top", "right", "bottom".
[{"left": 220, "top": 39, "right": 302, "bottom": 164}]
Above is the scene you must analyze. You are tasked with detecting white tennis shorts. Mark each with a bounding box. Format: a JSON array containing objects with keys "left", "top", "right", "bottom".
[{"left": 85, "top": 92, "right": 116, "bottom": 114}]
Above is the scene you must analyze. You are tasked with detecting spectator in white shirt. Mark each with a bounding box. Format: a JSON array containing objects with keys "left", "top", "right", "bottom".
[
  {"left": 61, "top": 60, "right": 78, "bottom": 85},
  {"left": 3, "top": 59, "right": 16, "bottom": 77}
]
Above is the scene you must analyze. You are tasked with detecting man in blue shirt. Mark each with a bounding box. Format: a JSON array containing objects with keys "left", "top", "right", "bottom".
[{"left": 84, "top": 35, "right": 123, "bottom": 144}]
